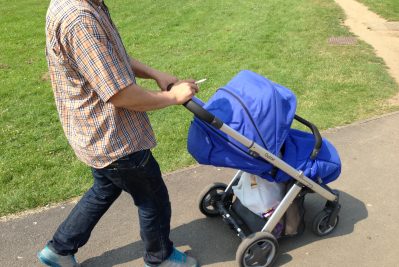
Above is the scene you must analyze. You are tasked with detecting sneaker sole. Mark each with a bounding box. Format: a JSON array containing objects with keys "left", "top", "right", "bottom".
[{"left": 37, "top": 252, "right": 62, "bottom": 267}]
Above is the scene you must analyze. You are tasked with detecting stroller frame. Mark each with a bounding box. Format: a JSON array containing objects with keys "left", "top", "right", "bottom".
[
  {"left": 218, "top": 114, "right": 339, "bottom": 234},
  {"left": 183, "top": 99, "right": 341, "bottom": 266}
]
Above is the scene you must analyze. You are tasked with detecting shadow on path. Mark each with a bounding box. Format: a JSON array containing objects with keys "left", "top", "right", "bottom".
[
  {"left": 82, "top": 191, "right": 367, "bottom": 266},
  {"left": 275, "top": 191, "right": 367, "bottom": 265}
]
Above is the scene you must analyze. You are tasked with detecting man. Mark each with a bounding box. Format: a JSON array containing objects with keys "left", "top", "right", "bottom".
[{"left": 38, "top": 0, "right": 199, "bottom": 266}]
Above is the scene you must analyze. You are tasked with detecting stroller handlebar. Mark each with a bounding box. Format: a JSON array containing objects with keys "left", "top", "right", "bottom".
[
  {"left": 167, "top": 83, "right": 224, "bottom": 129},
  {"left": 183, "top": 100, "right": 224, "bottom": 129},
  {"left": 294, "top": 115, "right": 322, "bottom": 159}
]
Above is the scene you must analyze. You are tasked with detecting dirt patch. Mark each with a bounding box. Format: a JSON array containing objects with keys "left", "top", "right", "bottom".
[
  {"left": 328, "top": 36, "right": 358, "bottom": 45},
  {"left": 41, "top": 71, "right": 50, "bottom": 81},
  {"left": 0, "top": 63, "right": 9, "bottom": 69},
  {"left": 335, "top": 0, "right": 399, "bottom": 105},
  {"left": 387, "top": 94, "right": 399, "bottom": 106}
]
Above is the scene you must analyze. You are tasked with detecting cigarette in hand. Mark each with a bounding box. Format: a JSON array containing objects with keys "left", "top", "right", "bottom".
[{"left": 195, "top": 79, "right": 207, "bottom": 85}]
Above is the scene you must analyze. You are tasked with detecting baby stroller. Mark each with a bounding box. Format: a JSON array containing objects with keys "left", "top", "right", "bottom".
[{"left": 182, "top": 71, "right": 342, "bottom": 266}]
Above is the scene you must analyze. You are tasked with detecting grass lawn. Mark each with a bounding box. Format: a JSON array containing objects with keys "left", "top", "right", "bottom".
[
  {"left": 358, "top": 0, "right": 399, "bottom": 21},
  {"left": 0, "top": 0, "right": 398, "bottom": 216}
]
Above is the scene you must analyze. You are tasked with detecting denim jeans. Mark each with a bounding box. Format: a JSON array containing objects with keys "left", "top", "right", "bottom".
[{"left": 49, "top": 150, "right": 173, "bottom": 266}]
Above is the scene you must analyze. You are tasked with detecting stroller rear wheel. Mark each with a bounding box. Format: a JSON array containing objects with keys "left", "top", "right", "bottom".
[
  {"left": 312, "top": 210, "right": 339, "bottom": 236},
  {"left": 236, "top": 231, "right": 279, "bottom": 267},
  {"left": 198, "top": 183, "right": 227, "bottom": 217}
]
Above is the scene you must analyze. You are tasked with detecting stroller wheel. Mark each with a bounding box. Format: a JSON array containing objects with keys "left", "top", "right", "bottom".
[
  {"left": 312, "top": 210, "right": 339, "bottom": 236},
  {"left": 198, "top": 183, "right": 227, "bottom": 217},
  {"left": 236, "top": 231, "right": 279, "bottom": 267}
]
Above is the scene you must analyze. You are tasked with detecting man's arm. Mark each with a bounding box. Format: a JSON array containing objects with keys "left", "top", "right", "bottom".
[
  {"left": 129, "top": 57, "right": 177, "bottom": 91},
  {"left": 65, "top": 13, "right": 193, "bottom": 110},
  {"left": 109, "top": 80, "right": 198, "bottom": 112}
]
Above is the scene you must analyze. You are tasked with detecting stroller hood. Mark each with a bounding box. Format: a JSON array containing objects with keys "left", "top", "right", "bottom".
[
  {"left": 203, "top": 70, "right": 297, "bottom": 155},
  {"left": 187, "top": 70, "right": 297, "bottom": 180}
]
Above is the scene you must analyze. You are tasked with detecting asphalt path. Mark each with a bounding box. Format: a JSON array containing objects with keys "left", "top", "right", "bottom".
[{"left": 1, "top": 112, "right": 399, "bottom": 266}]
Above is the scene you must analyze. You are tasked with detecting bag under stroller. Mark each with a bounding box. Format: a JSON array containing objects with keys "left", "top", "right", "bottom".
[{"left": 182, "top": 70, "right": 341, "bottom": 266}]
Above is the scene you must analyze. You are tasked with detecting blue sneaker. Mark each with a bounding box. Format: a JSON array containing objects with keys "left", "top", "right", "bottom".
[
  {"left": 37, "top": 245, "right": 80, "bottom": 267},
  {"left": 144, "top": 247, "right": 198, "bottom": 267}
]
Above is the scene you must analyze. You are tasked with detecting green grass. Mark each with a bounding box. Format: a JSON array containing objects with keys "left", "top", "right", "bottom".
[
  {"left": 0, "top": 0, "right": 398, "bottom": 216},
  {"left": 358, "top": 0, "right": 399, "bottom": 21}
]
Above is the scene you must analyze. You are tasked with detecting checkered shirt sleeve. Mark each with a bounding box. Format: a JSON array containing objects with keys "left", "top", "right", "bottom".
[{"left": 64, "top": 13, "right": 134, "bottom": 102}]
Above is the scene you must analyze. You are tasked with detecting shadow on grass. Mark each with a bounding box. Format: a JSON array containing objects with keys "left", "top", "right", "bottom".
[{"left": 81, "top": 190, "right": 367, "bottom": 266}]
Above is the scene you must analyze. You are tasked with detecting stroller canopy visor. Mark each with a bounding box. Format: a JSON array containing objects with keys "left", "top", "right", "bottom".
[
  {"left": 188, "top": 70, "right": 297, "bottom": 180},
  {"left": 204, "top": 70, "right": 296, "bottom": 155}
]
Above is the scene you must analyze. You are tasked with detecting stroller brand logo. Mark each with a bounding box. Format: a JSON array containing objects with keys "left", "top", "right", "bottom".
[{"left": 263, "top": 153, "right": 275, "bottom": 162}]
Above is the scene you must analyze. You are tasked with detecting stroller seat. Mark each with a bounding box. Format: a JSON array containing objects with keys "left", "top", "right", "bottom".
[{"left": 277, "top": 129, "right": 341, "bottom": 184}]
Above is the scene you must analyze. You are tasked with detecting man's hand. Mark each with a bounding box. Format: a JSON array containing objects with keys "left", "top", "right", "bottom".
[
  {"left": 154, "top": 71, "right": 178, "bottom": 91},
  {"left": 169, "top": 80, "right": 199, "bottom": 104}
]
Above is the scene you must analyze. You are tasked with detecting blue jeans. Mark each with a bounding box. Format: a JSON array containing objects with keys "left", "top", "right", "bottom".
[{"left": 49, "top": 150, "right": 173, "bottom": 266}]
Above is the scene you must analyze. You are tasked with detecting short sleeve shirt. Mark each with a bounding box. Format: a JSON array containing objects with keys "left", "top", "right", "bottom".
[{"left": 45, "top": 0, "right": 156, "bottom": 168}]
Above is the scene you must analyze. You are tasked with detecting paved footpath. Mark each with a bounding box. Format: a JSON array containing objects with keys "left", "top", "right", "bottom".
[{"left": 1, "top": 112, "right": 399, "bottom": 267}]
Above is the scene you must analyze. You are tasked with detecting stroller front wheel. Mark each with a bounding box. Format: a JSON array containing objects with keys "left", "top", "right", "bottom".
[
  {"left": 198, "top": 183, "right": 227, "bottom": 217},
  {"left": 236, "top": 231, "right": 279, "bottom": 267},
  {"left": 312, "top": 210, "right": 339, "bottom": 236}
]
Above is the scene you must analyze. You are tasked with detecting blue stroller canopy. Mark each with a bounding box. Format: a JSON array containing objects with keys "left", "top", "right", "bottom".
[{"left": 187, "top": 70, "right": 341, "bottom": 183}]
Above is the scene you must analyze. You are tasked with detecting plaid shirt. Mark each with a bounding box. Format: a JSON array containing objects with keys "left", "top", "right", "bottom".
[{"left": 45, "top": 0, "right": 156, "bottom": 168}]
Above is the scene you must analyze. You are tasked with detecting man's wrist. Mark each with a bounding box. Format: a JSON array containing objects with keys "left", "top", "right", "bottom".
[
  {"left": 150, "top": 69, "right": 164, "bottom": 82},
  {"left": 129, "top": 57, "right": 161, "bottom": 80},
  {"left": 161, "top": 90, "right": 178, "bottom": 105}
]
